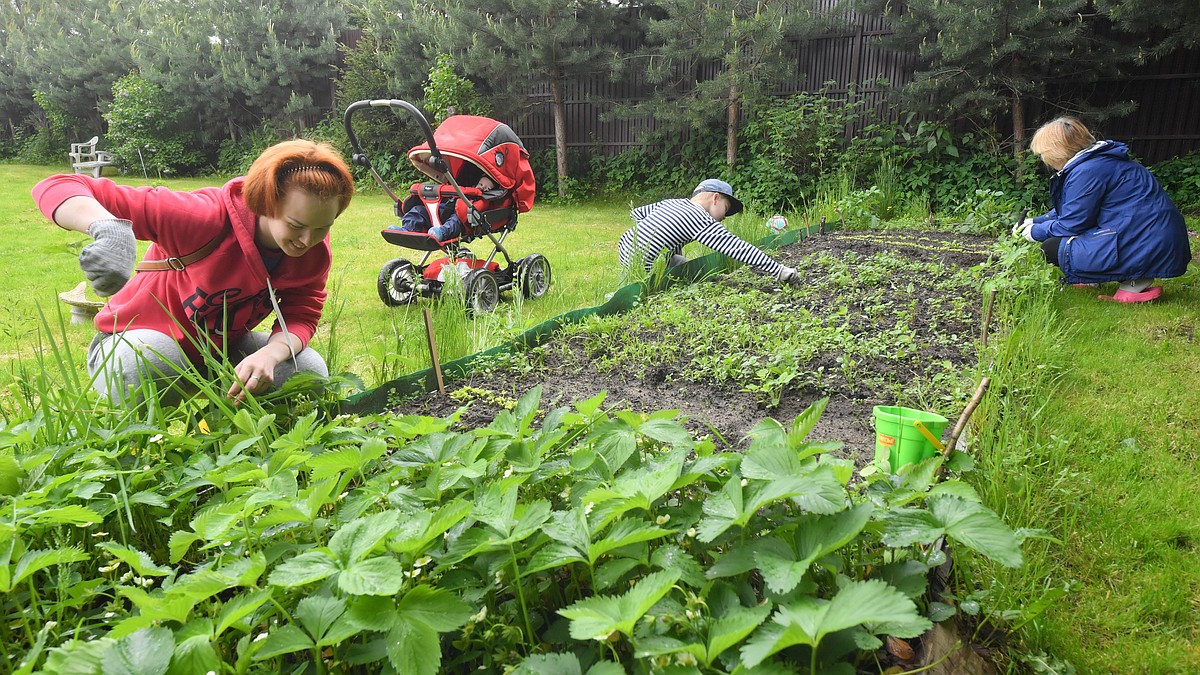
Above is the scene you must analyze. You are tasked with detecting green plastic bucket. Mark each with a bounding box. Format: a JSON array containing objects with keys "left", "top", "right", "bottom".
[{"left": 872, "top": 405, "right": 949, "bottom": 471}]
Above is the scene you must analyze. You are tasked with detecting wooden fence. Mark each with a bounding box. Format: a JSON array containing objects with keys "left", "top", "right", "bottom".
[{"left": 507, "top": 7, "right": 1200, "bottom": 165}]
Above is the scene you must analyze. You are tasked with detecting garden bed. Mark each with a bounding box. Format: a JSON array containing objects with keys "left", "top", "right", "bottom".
[{"left": 391, "top": 228, "right": 997, "bottom": 467}]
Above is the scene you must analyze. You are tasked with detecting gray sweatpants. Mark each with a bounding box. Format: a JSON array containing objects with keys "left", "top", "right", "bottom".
[{"left": 86, "top": 329, "right": 328, "bottom": 407}]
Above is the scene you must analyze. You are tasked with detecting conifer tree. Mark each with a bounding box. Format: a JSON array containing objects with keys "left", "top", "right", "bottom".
[
  {"left": 633, "top": 0, "right": 825, "bottom": 170},
  {"left": 133, "top": 0, "right": 348, "bottom": 146},
  {"left": 857, "top": 0, "right": 1136, "bottom": 154},
  {"left": 408, "top": 0, "right": 622, "bottom": 198},
  {"left": 3, "top": 0, "right": 142, "bottom": 142},
  {"left": 0, "top": 2, "right": 37, "bottom": 153},
  {"left": 1096, "top": 0, "right": 1200, "bottom": 54}
]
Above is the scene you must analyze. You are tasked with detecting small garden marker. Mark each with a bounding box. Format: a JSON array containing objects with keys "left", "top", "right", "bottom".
[{"left": 423, "top": 307, "right": 445, "bottom": 393}]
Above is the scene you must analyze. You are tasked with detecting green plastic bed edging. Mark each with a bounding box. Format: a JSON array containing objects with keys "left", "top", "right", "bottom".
[{"left": 343, "top": 225, "right": 813, "bottom": 415}]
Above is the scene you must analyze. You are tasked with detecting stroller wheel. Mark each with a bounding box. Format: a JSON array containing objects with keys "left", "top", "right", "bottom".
[
  {"left": 378, "top": 259, "right": 420, "bottom": 306},
  {"left": 463, "top": 268, "right": 499, "bottom": 315},
  {"left": 517, "top": 254, "right": 552, "bottom": 299}
]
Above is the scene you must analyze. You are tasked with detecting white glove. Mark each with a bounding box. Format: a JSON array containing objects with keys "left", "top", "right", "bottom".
[
  {"left": 776, "top": 266, "right": 802, "bottom": 287},
  {"left": 1011, "top": 217, "right": 1036, "bottom": 242}
]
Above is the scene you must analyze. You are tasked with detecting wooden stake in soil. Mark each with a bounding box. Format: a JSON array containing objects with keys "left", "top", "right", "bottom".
[
  {"left": 980, "top": 289, "right": 998, "bottom": 347},
  {"left": 940, "top": 377, "right": 991, "bottom": 466},
  {"left": 423, "top": 307, "right": 445, "bottom": 394}
]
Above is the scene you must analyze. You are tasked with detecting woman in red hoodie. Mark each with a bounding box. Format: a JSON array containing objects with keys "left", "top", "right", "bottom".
[{"left": 33, "top": 139, "right": 355, "bottom": 406}]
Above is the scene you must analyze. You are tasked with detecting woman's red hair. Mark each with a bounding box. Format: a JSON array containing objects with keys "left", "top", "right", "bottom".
[{"left": 243, "top": 139, "right": 354, "bottom": 217}]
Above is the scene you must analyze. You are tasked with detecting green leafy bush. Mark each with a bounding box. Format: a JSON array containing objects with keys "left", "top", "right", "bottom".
[
  {"left": 1151, "top": 152, "right": 1200, "bottom": 214},
  {"left": 423, "top": 54, "right": 491, "bottom": 124},
  {"left": 949, "top": 188, "right": 1022, "bottom": 235},
  {"left": 842, "top": 117, "right": 1042, "bottom": 215},
  {"left": 583, "top": 96, "right": 1046, "bottom": 222},
  {"left": 586, "top": 131, "right": 725, "bottom": 203},
  {"left": 105, "top": 72, "right": 206, "bottom": 176},
  {"left": 17, "top": 91, "right": 76, "bottom": 165},
  {"left": 216, "top": 126, "right": 283, "bottom": 176},
  {"left": 737, "top": 85, "right": 867, "bottom": 212}
]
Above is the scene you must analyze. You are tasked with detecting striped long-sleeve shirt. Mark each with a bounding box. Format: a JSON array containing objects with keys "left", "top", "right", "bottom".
[{"left": 617, "top": 198, "right": 783, "bottom": 276}]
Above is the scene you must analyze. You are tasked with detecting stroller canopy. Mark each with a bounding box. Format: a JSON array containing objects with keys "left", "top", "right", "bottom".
[{"left": 408, "top": 115, "right": 536, "bottom": 213}]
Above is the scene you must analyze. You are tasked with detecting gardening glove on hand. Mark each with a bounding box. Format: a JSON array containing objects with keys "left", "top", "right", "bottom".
[
  {"left": 776, "top": 266, "right": 803, "bottom": 287},
  {"left": 79, "top": 218, "right": 137, "bottom": 296},
  {"left": 1012, "top": 217, "right": 1036, "bottom": 241},
  {"left": 1019, "top": 219, "right": 1038, "bottom": 243}
]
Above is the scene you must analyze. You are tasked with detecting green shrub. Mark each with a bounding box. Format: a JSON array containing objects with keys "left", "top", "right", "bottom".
[
  {"left": 737, "top": 85, "right": 867, "bottom": 211},
  {"left": 17, "top": 91, "right": 75, "bottom": 165},
  {"left": 586, "top": 131, "right": 725, "bottom": 203},
  {"left": 1151, "top": 152, "right": 1200, "bottom": 214},
  {"left": 587, "top": 145, "right": 659, "bottom": 194},
  {"left": 423, "top": 54, "right": 491, "bottom": 124},
  {"left": 216, "top": 126, "right": 283, "bottom": 176},
  {"left": 842, "top": 117, "right": 1042, "bottom": 215},
  {"left": 105, "top": 72, "right": 206, "bottom": 176},
  {"left": 949, "top": 188, "right": 1022, "bottom": 235}
]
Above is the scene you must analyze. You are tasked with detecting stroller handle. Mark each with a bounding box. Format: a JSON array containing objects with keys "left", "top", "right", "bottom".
[{"left": 343, "top": 99, "right": 451, "bottom": 203}]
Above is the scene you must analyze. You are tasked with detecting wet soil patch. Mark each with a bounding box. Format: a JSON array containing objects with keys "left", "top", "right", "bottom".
[{"left": 389, "top": 229, "right": 996, "bottom": 468}]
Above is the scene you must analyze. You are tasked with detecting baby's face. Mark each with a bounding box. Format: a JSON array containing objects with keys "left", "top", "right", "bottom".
[{"left": 477, "top": 176, "right": 497, "bottom": 190}]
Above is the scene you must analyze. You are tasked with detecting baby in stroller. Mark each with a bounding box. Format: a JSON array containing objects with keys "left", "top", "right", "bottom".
[
  {"left": 390, "top": 163, "right": 497, "bottom": 243},
  {"left": 343, "top": 100, "right": 549, "bottom": 314}
]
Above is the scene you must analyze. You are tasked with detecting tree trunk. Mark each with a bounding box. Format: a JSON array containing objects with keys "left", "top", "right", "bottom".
[
  {"left": 1012, "top": 95, "right": 1027, "bottom": 155},
  {"left": 551, "top": 74, "right": 568, "bottom": 199},
  {"left": 1010, "top": 55, "right": 1028, "bottom": 178},
  {"left": 1010, "top": 55, "right": 1027, "bottom": 160},
  {"left": 726, "top": 81, "right": 739, "bottom": 169}
]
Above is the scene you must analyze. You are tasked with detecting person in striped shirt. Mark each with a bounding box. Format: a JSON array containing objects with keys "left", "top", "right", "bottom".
[{"left": 618, "top": 179, "right": 801, "bottom": 285}]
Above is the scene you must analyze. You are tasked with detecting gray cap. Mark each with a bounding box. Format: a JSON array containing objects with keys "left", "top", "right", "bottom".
[{"left": 692, "top": 178, "right": 743, "bottom": 216}]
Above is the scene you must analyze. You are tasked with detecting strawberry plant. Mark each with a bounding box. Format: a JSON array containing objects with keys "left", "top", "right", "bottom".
[{"left": 0, "top": 381, "right": 1031, "bottom": 673}]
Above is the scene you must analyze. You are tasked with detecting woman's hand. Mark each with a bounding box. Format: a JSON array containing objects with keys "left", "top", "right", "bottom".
[
  {"left": 228, "top": 352, "right": 279, "bottom": 402},
  {"left": 228, "top": 333, "right": 299, "bottom": 402},
  {"left": 80, "top": 219, "right": 137, "bottom": 295},
  {"left": 1012, "top": 217, "right": 1037, "bottom": 242}
]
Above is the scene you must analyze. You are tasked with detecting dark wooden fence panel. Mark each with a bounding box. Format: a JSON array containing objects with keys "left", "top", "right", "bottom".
[
  {"left": 1083, "top": 48, "right": 1200, "bottom": 163},
  {"left": 503, "top": 10, "right": 1200, "bottom": 165}
]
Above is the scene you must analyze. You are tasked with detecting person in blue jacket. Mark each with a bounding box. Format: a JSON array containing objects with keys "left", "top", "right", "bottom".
[{"left": 1014, "top": 116, "right": 1191, "bottom": 302}]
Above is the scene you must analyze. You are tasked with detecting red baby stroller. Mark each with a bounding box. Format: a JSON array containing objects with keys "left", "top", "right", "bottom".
[{"left": 343, "top": 99, "right": 550, "bottom": 314}]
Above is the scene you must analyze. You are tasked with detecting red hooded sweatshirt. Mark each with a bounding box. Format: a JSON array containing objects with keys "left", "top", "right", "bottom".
[{"left": 34, "top": 175, "right": 330, "bottom": 365}]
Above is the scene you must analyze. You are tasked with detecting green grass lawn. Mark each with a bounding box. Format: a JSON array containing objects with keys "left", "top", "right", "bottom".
[
  {"left": 1036, "top": 283, "right": 1200, "bottom": 671},
  {"left": 972, "top": 237, "right": 1200, "bottom": 672}
]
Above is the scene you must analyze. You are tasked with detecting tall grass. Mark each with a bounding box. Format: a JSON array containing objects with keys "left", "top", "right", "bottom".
[{"left": 967, "top": 240, "right": 1200, "bottom": 672}]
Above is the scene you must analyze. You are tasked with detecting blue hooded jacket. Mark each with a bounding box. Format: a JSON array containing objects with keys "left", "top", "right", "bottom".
[{"left": 1030, "top": 140, "right": 1191, "bottom": 283}]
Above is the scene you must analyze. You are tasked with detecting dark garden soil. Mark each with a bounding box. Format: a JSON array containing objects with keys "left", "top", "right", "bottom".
[{"left": 389, "top": 229, "right": 997, "bottom": 469}]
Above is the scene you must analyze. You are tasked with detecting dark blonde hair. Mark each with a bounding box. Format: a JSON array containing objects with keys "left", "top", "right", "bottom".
[
  {"left": 243, "top": 139, "right": 354, "bottom": 217},
  {"left": 1029, "top": 117, "right": 1097, "bottom": 170}
]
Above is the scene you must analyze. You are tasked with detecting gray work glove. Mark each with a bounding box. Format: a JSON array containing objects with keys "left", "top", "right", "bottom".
[
  {"left": 776, "top": 265, "right": 803, "bottom": 287},
  {"left": 79, "top": 218, "right": 136, "bottom": 296}
]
